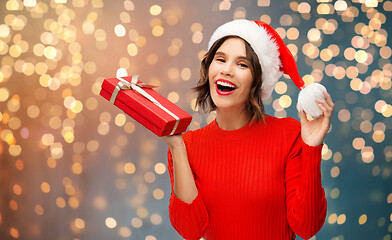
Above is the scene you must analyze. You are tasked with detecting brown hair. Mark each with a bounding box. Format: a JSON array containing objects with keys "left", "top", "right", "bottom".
[{"left": 194, "top": 35, "right": 265, "bottom": 123}]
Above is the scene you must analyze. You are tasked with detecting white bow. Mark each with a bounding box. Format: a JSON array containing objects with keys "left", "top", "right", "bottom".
[{"left": 110, "top": 75, "right": 180, "bottom": 135}]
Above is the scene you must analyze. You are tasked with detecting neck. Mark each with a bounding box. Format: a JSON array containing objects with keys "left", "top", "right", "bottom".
[{"left": 215, "top": 107, "right": 251, "bottom": 130}]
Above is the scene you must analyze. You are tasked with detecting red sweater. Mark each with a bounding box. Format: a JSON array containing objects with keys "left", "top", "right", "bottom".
[{"left": 167, "top": 115, "right": 327, "bottom": 240}]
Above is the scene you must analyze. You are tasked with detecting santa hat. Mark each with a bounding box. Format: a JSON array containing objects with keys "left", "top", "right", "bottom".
[{"left": 208, "top": 19, "right": 327, "bottom": 117}]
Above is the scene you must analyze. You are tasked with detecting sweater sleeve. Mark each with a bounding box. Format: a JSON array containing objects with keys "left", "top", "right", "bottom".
[
  {"left": 167, "top": 133, "right": 209, "bottom": 240},
  {"left": 284, "top": 118, "right": 327, "bottom": 239}
]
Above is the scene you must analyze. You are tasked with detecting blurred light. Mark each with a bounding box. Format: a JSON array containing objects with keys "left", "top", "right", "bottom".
[
  {"left": 120, "top": 12, "right": 131, "bottom": 23},
  {"left": 331, "top": 166, "right": 340, "bottom": 177},
  {"left": 144, "top": 172, "right": 156, "bottom": 183},
  {"left": 35, "top": 204, "right": 44, "bottom": 215},
  {"left": 152, "top": 26, "right": 164, "bottom": 37},
  {"left": 93, "top": 196, "right": 107, "bottom": 210},
  {"left": 337, "top": 214, "right": 346, "bottom": 224},
  {"left": 10, "top": 227, "right": 19, "bottom": 238},
  {"left": 41, "top": 181, "right": 50, "bottom": 193},
  {"left": 150, "top": 214, "right": 162, "bottom": 225},
  {"left": 147, "top": 54, "right": 158, "bottom": 65},
  {"left": 124, "top": 122, "right": 135, "bottom": 134},
  {"left": 124, "top": 0, "right": 134, "bottom": 11},
  {"left": 114, "top": 68, "right": 128, "bottom": 78},
  {"left": 124, "top": 163, "right": 136, "bottom": 174},
  {"left": 287, "top": 28, "right": 299, "bottom": 40},
  {"left": 74, "top": 218, "right": 85, "bottom": 229},
  {"left": 152, "top": 188, "right": 164, "bottom": 200},
  {"left": 365, "top": 0, "right": 378, "bottom": 7},
  {"left": 167, "top": 92, "right": 179, "bottom": 103},
  {"left": 219, "top": 0, "right": 231, "bottom": 10},
  {"left": 119, "top": 227, "right": 132, "bottom": 237},
  {"left": 154, "top": 163, "right": 166, "bottom": 175},
  {"left": 115, "top": 114, "right": 126, "bottom": 127},
  {"left": 330, "top": 188, "right": 340, "bottom": 199},
  {"left": 127, "top": 43, "right": 138, "bottom": 56},
  {"left": 298, "top": 2, "right": 311, "bottom": 13},
  {"left": 68, "top": 197, "right": 80, "bottom": 208},
  {"left": 353, "top": 138, "right": 365, "bottom": 150},
  {"left": 387, "top": 193, "right": 392, "bottom": 204},
  {"left": 328, "top": 213, "right": 337, "bottom": 224},
  {"left": 308, "top": 28, "right": 321, "bottom": 42},
  {"left": 56, "top": 197, "right": 66, "bottom": 208},
  {"left": 137, "top": 207, "right": 148, "bottom": 218},
  {"left": 317, "top": 3, "right": 334, "bottom": 14},
  {"left": 95, "top": 29, "right": 106, "bottom": 41},
  {"left": 131, "top": 217, "right": 143, "bottom": 228},
  {"left": 114, "top": 24, "right": 126, "bottom": 37},
  {"left": 355, "top": 50, "right": 368, "bottom": 63},
  {"left": 0, "top": 88, "right": 10, "bottom": 102},
  {"left": 278, "top": 95, "right": 292, "bottom": 108},
  {"left": 0, "top": 24, "right": 11, "bottom": 38},
  {"left": 258, "top": 0, "right": 270, "bottom": 7},
  {"left": 150, "top": 5, "right": 162, "bottom": 16},
  {"left": 9, "top": 145, "right": 21, "bottom": 156},
  {"left": 361, "top": 146, "right": 374, "bottom": 163},
  {"left": 334, "top": 0, "right": 347, "bottom": 11}
]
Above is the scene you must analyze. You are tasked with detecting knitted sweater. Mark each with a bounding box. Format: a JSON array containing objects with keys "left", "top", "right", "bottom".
[{"left": 167, "top": 115, "right": 327, "bottom": 240}]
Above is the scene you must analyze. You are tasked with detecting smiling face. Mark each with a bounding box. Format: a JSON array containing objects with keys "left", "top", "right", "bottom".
[{"left": 208, "top": 37, "right": 254, "bottom": 112}]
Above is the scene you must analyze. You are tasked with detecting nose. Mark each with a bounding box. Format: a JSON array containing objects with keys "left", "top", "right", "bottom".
[{"left": 220, "top": 62, "right": 233, "bottom": 76}]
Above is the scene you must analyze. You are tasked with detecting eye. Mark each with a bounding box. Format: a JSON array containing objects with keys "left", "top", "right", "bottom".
[
  {"left": 216, "top": 58, "right": 225, "bottom": 62},
  {"left": 239, "top": 63, "right": 248, "bottom": 68}
]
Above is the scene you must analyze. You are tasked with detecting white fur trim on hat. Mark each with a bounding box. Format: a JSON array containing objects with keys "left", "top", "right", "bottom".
[{"left": 208, "top": 19, "right": 282, "bottom": 100}]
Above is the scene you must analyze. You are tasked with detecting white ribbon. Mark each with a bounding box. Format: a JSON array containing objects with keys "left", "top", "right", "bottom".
[{"left": 110, "top": 75, "right": 180, "bottom": 135}]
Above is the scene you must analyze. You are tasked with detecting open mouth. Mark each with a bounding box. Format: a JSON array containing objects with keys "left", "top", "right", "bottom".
[{"left": 216, "top": 80, "right": 237, "bottom": 92}]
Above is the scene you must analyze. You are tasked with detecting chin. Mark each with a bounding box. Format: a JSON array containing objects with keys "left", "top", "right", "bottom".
[{"left": 214, "top": 101, "right": 242, "bottom": 111}]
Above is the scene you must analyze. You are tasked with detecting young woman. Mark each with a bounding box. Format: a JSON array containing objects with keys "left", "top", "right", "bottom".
[{"left": 163, "top": 19, "right": 334, "bottom": 240}]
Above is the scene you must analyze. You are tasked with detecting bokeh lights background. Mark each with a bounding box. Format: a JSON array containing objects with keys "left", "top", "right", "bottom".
[{"left": 0, "top": 0, "right": 392, "bottom": 239}]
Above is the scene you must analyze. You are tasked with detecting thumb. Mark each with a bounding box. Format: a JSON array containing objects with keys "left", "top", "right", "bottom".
[{"left": 299, "top": 110, "right": 308, "bottom": 124}]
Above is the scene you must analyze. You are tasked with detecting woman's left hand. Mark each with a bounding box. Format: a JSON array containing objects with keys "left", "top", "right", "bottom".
[{"left": 299, "top": 91, "right": 335, "bottom": 146}]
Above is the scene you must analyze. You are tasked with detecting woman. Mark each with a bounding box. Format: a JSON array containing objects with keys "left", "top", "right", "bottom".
[{"left": 163, "top": 19, "right": 334, "bottom": 240}]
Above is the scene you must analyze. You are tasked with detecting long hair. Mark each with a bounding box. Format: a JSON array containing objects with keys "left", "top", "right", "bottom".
[{"left": 194, "top": 35, "right": 265, "bottom": 123}]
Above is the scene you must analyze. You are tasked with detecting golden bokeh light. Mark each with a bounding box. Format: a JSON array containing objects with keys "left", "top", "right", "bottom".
[
  {"left": 359, "top": 214, "right": 368, "bottom": 225},
  {"left": 337, "top": 214, "right": 346, "bottom": 225},
  {"left": 9, "top": 227, "right": 19, "bottom": 238},
  {"left": 40, "top": 181, "right": 51, "bottom": 193},
  {"left": 124, "top": 162, "right": 136, "bottom": 174},
  {"left": 118, "top": 227, "right": 132, "bottom": 237},
  {"left": 328, "top": 213, "right": 337, "bottom": 224},
  {"left": 167, "top": 91, "right": 179, "bottom": 104},
  {"left": 105, "top": 217, "right": 117, "bottom": 229},
  {"left": 298, "top": 2, "right": 311, "bottom": 13},
  {"left": 74, "top": 218, "right": 86, "bottom": 230},
  {"left": 114, "top": 24, "right": 126, "bottom": 37},
  {"left": 330, "top": 188, "right": 340, "bottom": 199}
]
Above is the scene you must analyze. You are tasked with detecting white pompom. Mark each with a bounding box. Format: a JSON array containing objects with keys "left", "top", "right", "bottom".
[{"left": 298, "top": 83, "right": 327, "bottom": 118}]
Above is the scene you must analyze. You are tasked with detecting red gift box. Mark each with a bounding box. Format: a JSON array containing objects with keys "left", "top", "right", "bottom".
[{"left": 100, "top": 75, "right": 192, "bottom": 137}]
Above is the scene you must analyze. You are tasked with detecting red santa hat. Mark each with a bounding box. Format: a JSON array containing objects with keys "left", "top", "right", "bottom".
[{"left": 208, "top": 19, "right": 327, "bottom": 117}]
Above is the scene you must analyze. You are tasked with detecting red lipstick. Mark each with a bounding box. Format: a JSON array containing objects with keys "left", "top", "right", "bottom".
[{"left": 215, "top": 79, "right": 237, "bottom": 96}]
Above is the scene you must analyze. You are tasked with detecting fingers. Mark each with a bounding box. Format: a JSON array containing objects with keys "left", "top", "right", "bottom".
[
  {"left": 316, "top": 99, "right": 332, "bottom": 118},
  {"left": 315, "top": 91, "right": 334, "bottom": 118},
  {"left": 322, "top": 91, "right": 335, "bottom": 110}
]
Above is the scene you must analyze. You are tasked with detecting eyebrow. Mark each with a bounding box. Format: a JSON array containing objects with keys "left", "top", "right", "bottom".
[{"left": 215, "top": 51, "right": 250, "bottom": 61}]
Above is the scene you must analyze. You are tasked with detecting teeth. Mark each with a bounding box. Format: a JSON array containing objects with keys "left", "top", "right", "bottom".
[{"left": 217, "top": 81, "right": 236, "bottom": 88}]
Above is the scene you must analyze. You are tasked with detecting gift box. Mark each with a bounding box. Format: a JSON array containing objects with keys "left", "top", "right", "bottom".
[{"left": 100, "top": 75, "right": 192, "bottom": 137}]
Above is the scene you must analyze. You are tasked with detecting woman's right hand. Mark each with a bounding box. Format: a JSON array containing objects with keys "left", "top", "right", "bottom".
[
  {"left": 162, "top": 133, "right": 198, "bottom": 204},
  {"left": 162, "top": 134, "right": 184, "bottom": 149}
]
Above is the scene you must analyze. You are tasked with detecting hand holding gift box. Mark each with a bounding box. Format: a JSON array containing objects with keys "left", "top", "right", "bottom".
[{"left": 100, "top": 75, "right": 192, "bottom": 137}]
